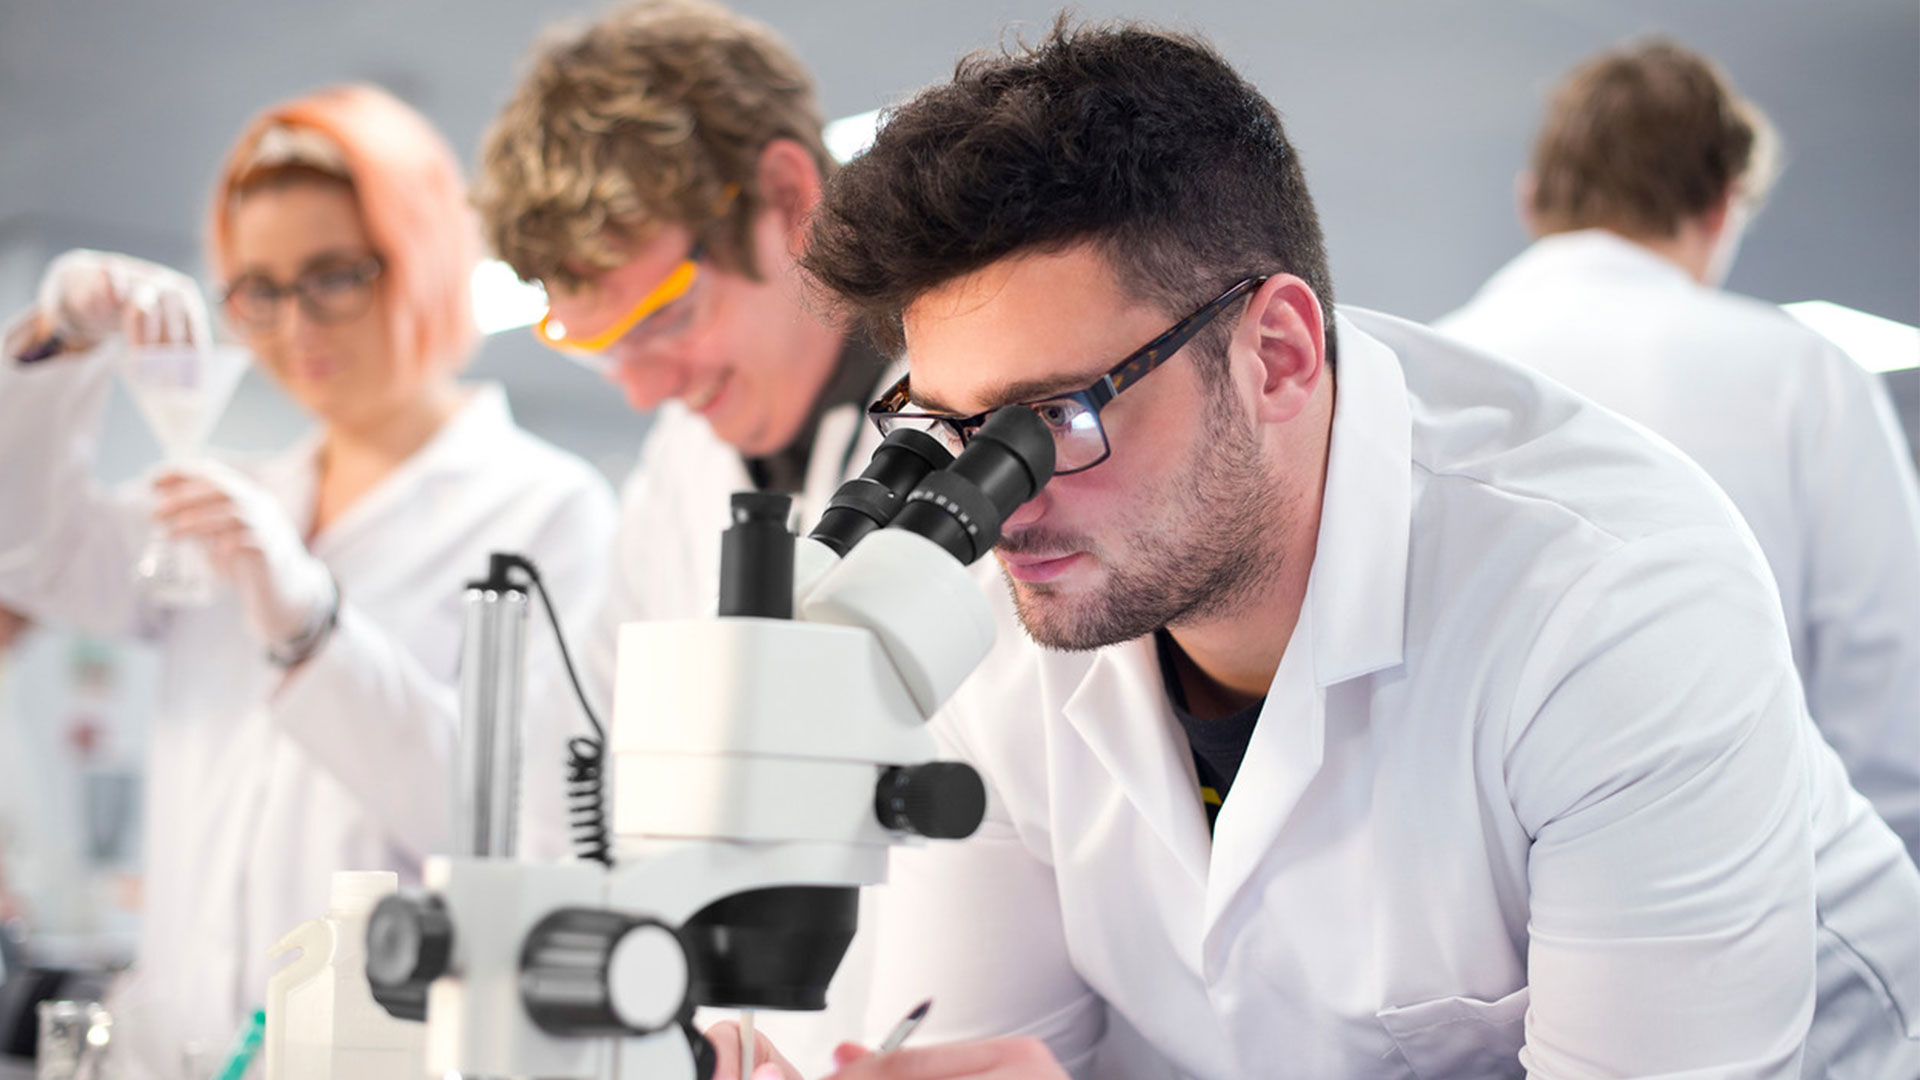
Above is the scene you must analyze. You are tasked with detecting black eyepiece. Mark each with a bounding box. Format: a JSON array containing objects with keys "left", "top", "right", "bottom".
[
  {"left": 809, "top": 428, "right": 953, "bottom": 557},
  {"left": 718, "top": 492, "right": 794, "bottom": 619},
  {"left": 889, "top": 407, "right": 1055, "bottom": 564}
]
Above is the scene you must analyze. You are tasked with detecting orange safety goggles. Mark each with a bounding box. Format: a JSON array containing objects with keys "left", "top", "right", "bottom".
[
  {"left": 532, "top": 185, "right": 740, "bottom": 357},
  {"left": 533, "top": 249, "right": 703, "bottom": 356}
]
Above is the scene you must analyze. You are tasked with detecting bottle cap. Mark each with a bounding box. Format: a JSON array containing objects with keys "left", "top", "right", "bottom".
[{"left": 330, "top": 871, "right": 400, "bottom": 917}]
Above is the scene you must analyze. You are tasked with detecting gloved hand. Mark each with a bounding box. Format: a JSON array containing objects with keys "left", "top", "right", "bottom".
[
  {"left": 33, "top": 248, "right": 211, "bottom": 351},
  {"left": 151, "top": 461, "right": 336, "bottom": 658}
]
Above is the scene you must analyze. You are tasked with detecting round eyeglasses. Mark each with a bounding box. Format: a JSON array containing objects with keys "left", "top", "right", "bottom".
[{"left": 221, "top": 253, "right": 384, "bottom": 331}]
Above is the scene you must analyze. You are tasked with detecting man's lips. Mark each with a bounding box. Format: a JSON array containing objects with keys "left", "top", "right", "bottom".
[{"left": 998, "top": 550, "right": 1085, "bottom": 583}]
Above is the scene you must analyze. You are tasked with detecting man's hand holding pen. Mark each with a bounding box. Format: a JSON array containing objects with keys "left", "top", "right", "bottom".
[{"left": 707, "top": 1000, "right": 1071, "bottom": 1080}]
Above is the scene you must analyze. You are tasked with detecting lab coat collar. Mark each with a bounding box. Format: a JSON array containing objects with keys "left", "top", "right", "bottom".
[
  {"left": 1304, "top": 311, "right": 1413, "bottom": 687},
  {"left": 1060, "top": 311, "right": 1413, "bottom": 900},
  {"left": 1479, "top": 229, "right": 1699, "bottom": 298},
  {"left": 1063, "top": 640, "right": 1216, "bottom": 885},
  {"left": 1200, "top": 311, "right": 1412, "bottom": 927},
  {"left": 253, "top": 382, "right": 517, "bottom": 553}
]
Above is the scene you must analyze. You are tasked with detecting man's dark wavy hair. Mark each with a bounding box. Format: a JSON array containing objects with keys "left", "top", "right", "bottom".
[{"left": 803, "top": 16, "right": 1336, "bottom": 373}]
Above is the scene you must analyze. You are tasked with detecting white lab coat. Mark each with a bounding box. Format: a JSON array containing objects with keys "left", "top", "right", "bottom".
[
  {"left": 588, "top": 377, "right": 895, "bottom": 1076},
  {"left": 0, "top": 348, "right": 616, "bottom": 1074},
  {"left": 860, "top": 310, "right": 1920, "bottom": 1079},
  {"left": 587, "top": 390, "right": 884, "bottom": 652},
  {"left": 1436, "top": 230, "right": 1920, "bottom": 861}
]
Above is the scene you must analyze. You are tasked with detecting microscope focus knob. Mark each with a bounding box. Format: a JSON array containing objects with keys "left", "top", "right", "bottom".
[
  {"left": 875, "top": 762, "right": 987, "bottom": 839},
  {"left": 520, "top": 909, "right": 692, "bottom": 1037},
  {"left": 365, "top": 891, "right": 454, "bottom": 1022}
]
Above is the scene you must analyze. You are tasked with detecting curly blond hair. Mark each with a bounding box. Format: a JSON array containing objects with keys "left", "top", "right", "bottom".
[{"left": 476, "top": 0, "right": 834, "bottom": 290}]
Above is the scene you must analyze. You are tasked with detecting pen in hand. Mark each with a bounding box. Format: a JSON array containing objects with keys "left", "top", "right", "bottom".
[{"left": 876, "top": 999, "right": 931, "bottom": 1055}]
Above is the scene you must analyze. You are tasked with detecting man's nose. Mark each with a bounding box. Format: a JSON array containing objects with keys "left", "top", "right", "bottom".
[
  {"left": 1000, "top": 486, "right": 1052, "bottom": 531},
  {"left": 607, "top": 342, "right": 691, "bottom": 409}
]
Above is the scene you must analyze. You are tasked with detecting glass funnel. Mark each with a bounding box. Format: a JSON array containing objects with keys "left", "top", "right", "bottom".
[{"left": 119, "top": 342, "right": 251, "bottom": 606}]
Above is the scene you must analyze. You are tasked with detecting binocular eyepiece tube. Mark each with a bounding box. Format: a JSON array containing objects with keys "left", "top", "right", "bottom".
[
  {"left": 886, "top": 407, "right": 1055, "bottom": 565},
  {"left": 809, "top": 427, "right": 954, "bottom": 558},
  {"left": 812, "top": 407, "right": 1056, "bottom": 565},
  {"left": 720, "top": 406, "right": 1056, "bottom": 618}
]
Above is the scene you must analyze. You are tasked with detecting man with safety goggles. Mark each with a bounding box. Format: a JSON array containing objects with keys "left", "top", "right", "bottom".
[
  {"left": 475, "top": 0, "right": 897, "bottom": 634},
  {"left": 471, "top": 3, "right": 905, "bottom": 1071}
]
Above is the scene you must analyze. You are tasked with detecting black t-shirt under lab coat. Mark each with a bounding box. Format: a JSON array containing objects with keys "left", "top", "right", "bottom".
[{"left": 1154, "top": 629, "right": 1263, "bottom": 832}]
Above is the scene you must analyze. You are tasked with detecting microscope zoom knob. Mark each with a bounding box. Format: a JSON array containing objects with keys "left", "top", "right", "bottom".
[
  {"left": 365, "top": 891, "right": 454, "bottom": 1021},
  {"left": 875, "top": 762, "right": 988, "bottom": 839},
  {"left": 520, "top": 909, "right": 692, "bottom": 1037}
]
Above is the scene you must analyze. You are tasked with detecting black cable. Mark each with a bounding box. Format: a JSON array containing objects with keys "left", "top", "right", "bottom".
[{"left": 496, "top": 554, "right": 612, "bottom": 866}]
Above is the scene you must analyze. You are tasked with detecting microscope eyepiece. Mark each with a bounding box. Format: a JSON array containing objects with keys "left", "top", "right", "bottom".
[
  {"left": 718, "top": 492, "right": 795, "bottom": 619},
  {"left": 809, "top": 428, "right": 953, "bottom": 557},
  {"left": 888, "top": 407, "right": 1056, "bottom": 565}
]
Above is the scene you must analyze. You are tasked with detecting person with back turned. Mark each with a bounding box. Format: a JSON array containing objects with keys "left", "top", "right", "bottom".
[{"left": 1438, "top": 39, "right": 1920, "bottom": 864}]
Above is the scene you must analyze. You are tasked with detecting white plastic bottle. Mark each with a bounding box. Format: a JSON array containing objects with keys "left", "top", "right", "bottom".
[{"left": 264, "top": 871, "right": 426, "bottom": 1080}]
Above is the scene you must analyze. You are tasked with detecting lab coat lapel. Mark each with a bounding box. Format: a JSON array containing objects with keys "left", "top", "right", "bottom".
[
  {"left": 1062, "top": 638, "right": 1215, "bottom": 885},
  {"left": 249, "top": 428, "right": 323, "bottom": 539},
  {"left": 1203, "top": 608, "right": 1321, "bottom": 933},
  {"left": 1204, "top": 313, "right": 1413, "bottom": 934},
  {"left": 306, "top": 383, "right": 515, "bottom": 559}
]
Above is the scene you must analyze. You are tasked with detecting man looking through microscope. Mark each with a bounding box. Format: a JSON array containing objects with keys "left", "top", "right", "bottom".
[{"left": 715, "top": 19, "right": 1920, "bottom": 1080}]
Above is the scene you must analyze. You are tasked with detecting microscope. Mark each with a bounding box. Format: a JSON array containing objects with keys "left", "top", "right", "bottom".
[{"left": 360, "top": 407, "right": 1055, "bottom": 1079}]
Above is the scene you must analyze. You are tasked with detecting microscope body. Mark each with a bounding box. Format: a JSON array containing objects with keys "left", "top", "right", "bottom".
[{"left": 368, "top": 412, "right": 1053, "bottom": 1080}]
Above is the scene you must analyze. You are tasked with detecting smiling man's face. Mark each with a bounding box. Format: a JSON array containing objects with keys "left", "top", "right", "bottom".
[{"left": 544, "top": 204, "right": 838, "bottom": 458}]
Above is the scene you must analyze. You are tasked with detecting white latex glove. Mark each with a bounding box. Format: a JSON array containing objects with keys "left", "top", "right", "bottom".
[
  {"left": 34, "top": 248, "right": 211, "bottom": 351},
  {"left": 151, "top": 461, "right": 334, "bottom": 653}
]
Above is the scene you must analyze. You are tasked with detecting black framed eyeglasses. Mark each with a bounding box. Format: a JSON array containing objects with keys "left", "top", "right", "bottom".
[
  {"left": 221, "top": 254, "right": 385, "bottom": 331},
  {"left": 868, "top": 274, "right": 1269, "bottom": 476}
]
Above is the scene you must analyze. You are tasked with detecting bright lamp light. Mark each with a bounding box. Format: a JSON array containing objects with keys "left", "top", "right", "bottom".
[
  {"left": 471, "top": 259, "right": 548, "bottom": 336},
  {"left": 1783, "top": 300, "right": 1920, "bottom": 375}
]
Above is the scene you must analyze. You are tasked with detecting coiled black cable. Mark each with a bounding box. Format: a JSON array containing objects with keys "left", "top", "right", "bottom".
[
  {"left": 494, "top": 554, "right": 612, "bottom": 866},
  {"left": 564, "top": 735, "right": 612, "bottom": 866}
]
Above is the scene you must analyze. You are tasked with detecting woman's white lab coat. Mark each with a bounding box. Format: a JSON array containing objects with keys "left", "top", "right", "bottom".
[
  {"left": 861, "top": 311, "right": 1920, "bottom": 1079},
  {"left": 0, "top": 350, "right": 616, "bottom": 1073},
  {"left": 1436, "top": 230, "right": 1920, "bottom": 861}
]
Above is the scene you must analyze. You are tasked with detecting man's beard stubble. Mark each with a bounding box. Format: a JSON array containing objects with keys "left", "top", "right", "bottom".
[{"left": 999, "top": 386, "right": 1288, "bottom": 651}]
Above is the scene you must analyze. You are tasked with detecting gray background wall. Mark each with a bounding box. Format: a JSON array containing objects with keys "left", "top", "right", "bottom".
[
  {"left": 0, "top": 0, "right": 1915, "bottom": 958},
  {"left": 1, "top": 0, "right": 1915, "bottom": 478}
]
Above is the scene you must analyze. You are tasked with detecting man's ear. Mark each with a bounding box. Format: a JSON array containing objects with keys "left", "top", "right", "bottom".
[
  {"left": 755, "top": 138, "right": 825, "bottom": 237},
  {"left": 1235, "top": 275, "right": 1325, "bottom": 425},
  {"left": 1699, "top": 186, "right": 1735, "bottom": 242},
  {"left": 1515, "top": 170, "right": 1542, "bottom": 237}
]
